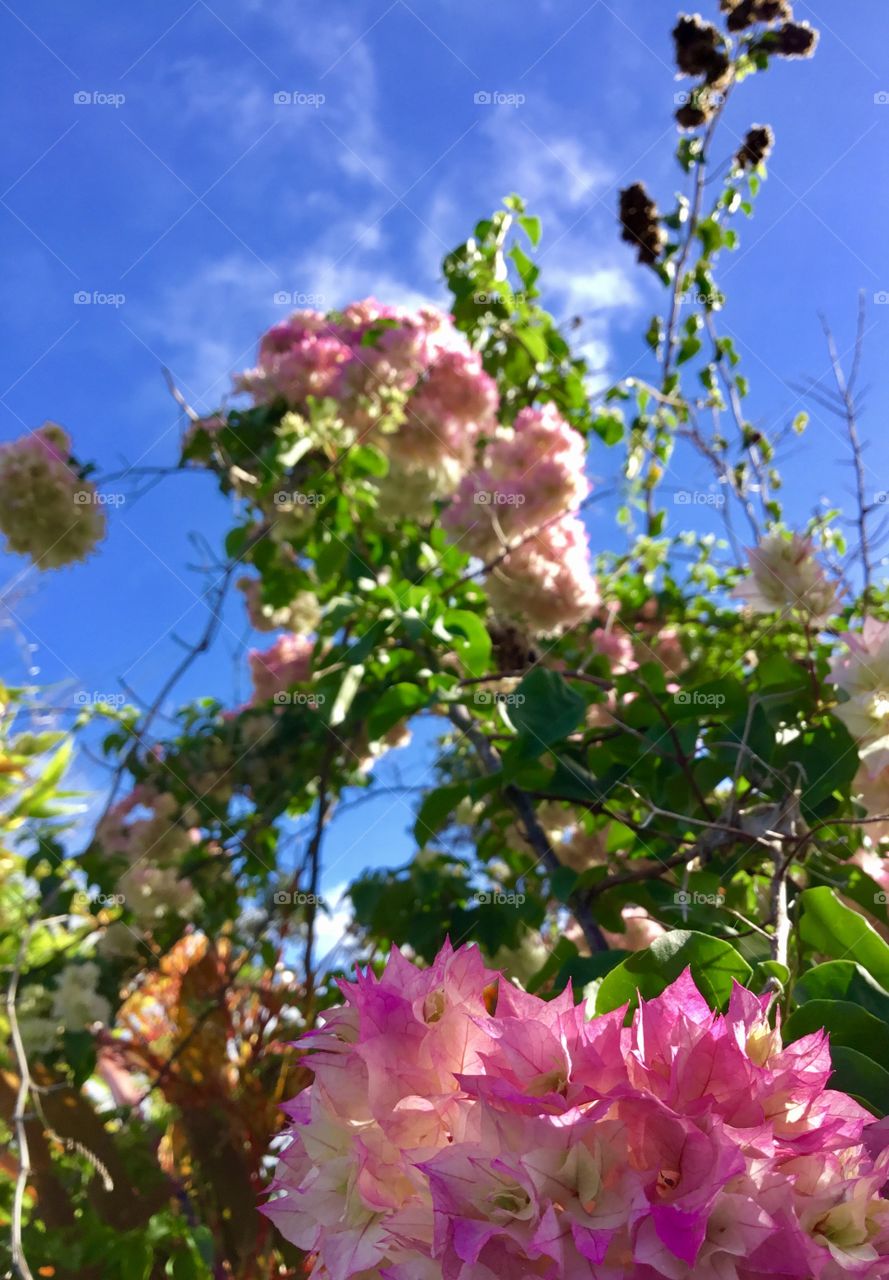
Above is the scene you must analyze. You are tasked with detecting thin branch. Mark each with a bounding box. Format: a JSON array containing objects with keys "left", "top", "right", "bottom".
[
  {"left": 820, "top": 298, "right": 873, "bottom": 611},
  {"left": 447, "top": 704, "right": 609, "bottom": 953}
]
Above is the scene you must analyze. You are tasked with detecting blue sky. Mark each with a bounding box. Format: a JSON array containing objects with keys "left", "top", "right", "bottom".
[{"left": 2, "top": 0, "right": 888, "bottom": 905}]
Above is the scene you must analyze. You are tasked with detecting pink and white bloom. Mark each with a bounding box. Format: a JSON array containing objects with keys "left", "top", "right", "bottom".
[
  {"left": 444, "top": 404, "right": 589, "bottom": 559},
  {"left": 0, "top": 423, "right": 106, "bottom": 569},
  {"left": 485, "top": 515, "right": 600, "bottom": 636},
  {"left": 265, "top": 944, "right": 889, "bottom": 1279},
  {"left": 830, "top": 620, "right": 889, "bottom": 756},
  {"left": 248, "top": 633, "right": 314, "bottom": 705},
  {"left": 733, "top": 533, "right": 840, "bottom": 620}
]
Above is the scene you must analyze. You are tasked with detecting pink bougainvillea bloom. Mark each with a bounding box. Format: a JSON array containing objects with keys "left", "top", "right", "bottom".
[
  {"left": 443, "top": 403, "right": 589, "bottom": 558},
  {"left": 484, "top": 515, "right": 600, "bottom": 636},
  {"left": 733, "top": 532, "right": 840, "bottom": 621},
  {"left": 0, "top": 423, "right": 106, "bottom": 569},
  {"left": 235, "top": 310, "right": 351, "bottom": 405},
  {"left": 829, "top": 620, "right": 889, "bottom": 758},
  {"left": 401, "top": 348, "right": 499, "bottom": 470},
  {"left": 264, "top": 943, "right": 889, "bottom": 1279},
  {"left": 248, "top": 633, "right": 314, "bottom": 704}
]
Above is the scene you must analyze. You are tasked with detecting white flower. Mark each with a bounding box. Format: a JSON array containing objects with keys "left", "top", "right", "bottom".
[
  {"left": 51, "top": 961, "right": 110, "bottom": 1029},
  {"left": 733, "top": 533, "right": 839, "bottom": 619},
  {"left": 830, "top": 620, "right": 889, "bottom": 753}
]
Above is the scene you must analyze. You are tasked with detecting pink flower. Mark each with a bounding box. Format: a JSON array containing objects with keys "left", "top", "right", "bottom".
[
  {"left": 265, "top": 945, "right": 889, "bottom": 1278},
  {"left": 733, "top": 533, "right": 841, "bottom": 620},
  {"left": 401, "top": 349, "right": 499, "bottom": 469},
  {"left": 248, "top": 633, "right": 313, "bottom": 704},
  {"left": 0, "top": 424, "right": 106, "bottom": 569},
  {"left": 444, "top": 404, "right": 589, "bottom": 558},
  {"left": 235, "top": 310, "right": 351, "bottom": 405},
  {"left": 590, "top": 624, "right": 637, "bottom": 674},
  {"left": 485, "top": 515, "right": 600, "bottom": 636},
  {"left": 830, "top": 621, "right": 889, "bottom": 757}
]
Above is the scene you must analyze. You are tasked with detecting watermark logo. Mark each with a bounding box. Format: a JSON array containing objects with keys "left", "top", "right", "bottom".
[
  {"left": 74, "top": 90, "right": 125, "bottom": 108},
  {"left": 274, "top": 890, "right": 325, "bottom": 905},
  {"left": 272, "top": 691, "right": 326, "bottom": 707},
  {"left": 473, "top": 491, "right": 526, "bottom": 507},
  {"left": 674, "top": 889, "right": 725, "bottom": 908},
  {"left": 674, "top": 489, "right": 726, "bottom": 508},
  {"left": 74, "top": 290, "right": 126, "bottom": 308},
  {"left": 674, "top": 90, "right": 725, "bottom": 108},
  {"left": 74, "top": 490, "right": 125, "bottom": 507},
  {"left": 874, "top": 291, "right": 889, "bottom": 305},
  {"left": 74, "top": 691, "right": 126, "bottom": 708},
  {"left": 674, "top": 690, "right": 726, "bottom": 708},
  {"left": 273, "top": 290, "right": 326, "bottom": 306},
  {"left": 72, "top": 889, "right": 126, "bottom": 909},
  {"left": 273, "top": 91, "right": 325, "bottom": 108},
  {"left": 475, "top": 890, "right": 526, "bottom": 906},
  {"left": 680, "top": 290, "right": 725, "bottom": 308},
  {"left": 874, "top": 92, "right": 889, "bottom": 105},
  {"left": 473, "top": 91, "right": 525, "bottom": 108},
  {"left": 273, "top": 490, "right": 326, "bottom": 508},
  {"left": 473, "top": 690, "right": 527, "bottom": 707}
]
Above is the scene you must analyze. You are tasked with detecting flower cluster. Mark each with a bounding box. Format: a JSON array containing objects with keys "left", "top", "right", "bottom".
[
  {"left": 97, "top": 785, "right": 200, "bottom": 924},
  {"left": 733, "top": 532, "right": 840, "bottom": 620},
  {"left": 235, "top": 300, "right": 497, "bottom": 487},
  {"left": 249, "top": 633, "right": 314, "bottom": 705},
  {"left": 264, "top": 943, "right": 889, "bottom": 1279},
  {"left": 444, "top": 405, "right": 597, "bottom": 635},
  {"left": 238, "top": 575, "right": 321, "bottom": 635},
  {"left": 444, "top": 405, "right": 588, "bottom": 558},
  {"left": 829, "top": 620, "right": 889, "bottom": 828},
  {"left": 18, "top": 961, "right": 111, "bottom": 1055},
  {"left": 235, "top": 302, "right": 598, "bottom": 635},
  {"left": 0, "top": 423, "right": 106, "bottom": 569}
]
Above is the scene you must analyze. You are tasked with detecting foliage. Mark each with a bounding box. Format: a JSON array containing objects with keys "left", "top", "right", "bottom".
[{"left": 3, "top": 3, "right": 887, "bottom": 1277}]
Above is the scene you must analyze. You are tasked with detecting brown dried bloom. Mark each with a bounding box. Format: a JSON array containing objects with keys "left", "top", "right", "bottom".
[
  {"left": 736, "top": 124, "right": 775, "bottom": 169},
  {"left": 619, "top": 183, "right": 666, "bottom": 266},
  {"left": 673, "top": 15, "right": 727, "bottom": 79},
  {"left": 722, "top": 0, "right": 792, "bottom": 32},
  {"left": 774, "top": 21, "right": 819, "bottom": 57}
]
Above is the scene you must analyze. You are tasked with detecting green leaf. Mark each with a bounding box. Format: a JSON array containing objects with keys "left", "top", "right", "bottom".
[
  {"left": 515, "top": 326, "right": 549, "bottom": 363},
  {"left": 784, "top": 999, "right": 889, "bottom": 1060},
  {"left": 595, "top": 930, "right": 752, "bottom": 1015},
  {"left": 828, "top": 1047, "right": 889, "bottom": 1116},
  {"left": 519, "top": 214, "right": 542, "bottom": 247},
  {"left": 526, "top": 936, "right": 578, "bottom": 993},
  {"left": 676, "top": 335, "right": 702, "bottom": 366},
  {"left": 794, "top": 961, "right": 889, "bottom": 1024},
  {"left": 506, "top": 669, "right": 586, "bottom": 761},
  {"left": 774, "top": 718, "right": 859, "bottom": 814},
  {"left": 550, "top": 865, "right": 579, "bottom": 903},
  {"left": 798, "top": 887, "right": 889, "bottom": 990},
  {"left": 329, "top": 664, "right": 364, "bottom": 727},
  {"left": 367, "top": 682, "right": 428, "bottom": 740},
  {"left": 442, "top": 610, "right": 491, "bottom": 678},
  {"left": 414, "top": 781, "right": 471, "bottom": 843}
]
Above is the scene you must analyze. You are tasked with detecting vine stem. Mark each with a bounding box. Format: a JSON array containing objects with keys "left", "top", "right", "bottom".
[
  {"left": 447, "top": 704, "right": 608, "bottom": 954},
  {"left": 5, "top": 909, "right": 69, "bottom": 1280}
]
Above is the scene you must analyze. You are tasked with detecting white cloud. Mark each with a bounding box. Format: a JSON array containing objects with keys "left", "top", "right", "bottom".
[{"left": 314, "top": 881, "right": 355, "bottom": 971}]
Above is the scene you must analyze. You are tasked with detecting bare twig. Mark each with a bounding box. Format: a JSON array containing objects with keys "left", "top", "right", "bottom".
[{"left": 821, "top": 298, "right": 873, "bottom": 611}]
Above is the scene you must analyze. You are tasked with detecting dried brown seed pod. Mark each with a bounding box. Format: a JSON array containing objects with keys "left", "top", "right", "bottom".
[
  {"left": 723, "top": 0, "right": 792, "bottom": 32},
  {"left": 673, "top": 14, "right": 726, "bottom": 78},
  {"left": 619, "top": 183, "right": 666, "bottom": 266},
  {"left": 774, "top": 21, "right": 819, "bottom": 57},
  {"left": 735, "top": 124, "right": 775, "bottom": 169}
]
